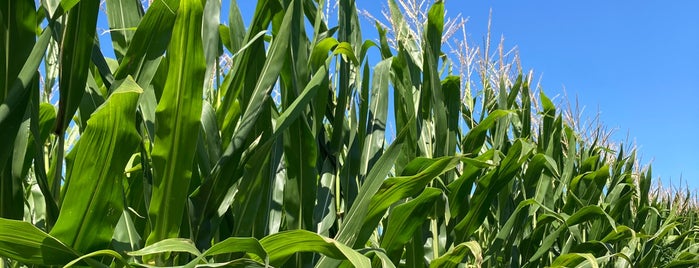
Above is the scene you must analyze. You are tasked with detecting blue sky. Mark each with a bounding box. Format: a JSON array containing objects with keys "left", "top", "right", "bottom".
[
  {"left": 439, "top": 1, "right": 699, "bottom": 189},
  {"left": 99, "top": 1, "right": 697, "bottom": 189},
  {"left": 353, "top": 0, "right": 699, "bottom": 189},
  {"left": 227, "top": 1, "right": 699, "bottom": 189}
]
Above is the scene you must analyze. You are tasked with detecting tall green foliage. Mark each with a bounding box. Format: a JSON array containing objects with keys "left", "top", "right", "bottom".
[{"left": 0, "top": 0, "right": 697, "bottom": 267}]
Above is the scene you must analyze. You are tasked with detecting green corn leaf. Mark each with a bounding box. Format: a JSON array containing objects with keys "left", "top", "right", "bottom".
[
  {"left": 260, "top": 230, "right": 370, "bottom": 267},
  {"left": 216, "top": 0, "right": 277, "bottom": 146},
  {"left": 75, "top": 70, "right": 106, "bottom": 131},
  {"left": 360, "top": 248, "right": 397, "bottom": 268},
  {"left": 63, "top": 249, "right": 129, "bottom": 268},
  {"left": 333, "top": 42, "right": 359, "bottom": 65},
  {"left": 455, "top": 139, "right": 534, "bottom": 242},
  {"left": 600, "top": 225, "right": 636, "bottom": 243},
  {"left": 196, "top": 102, "right": 222, "bottom": 179},
  {"left": 528, "top": 205, "right": 617, "bottom": 263},
  {"left": 447, "top": 149, "right": 496, "bottom": 219},
  {"left": 306, "top": 0, "right": 330, "bottom": 42},
  {"left": 316, "top": 117, "right": 413, "bottom": 267},
  {"left": 357, "top": 156, "right": 461, "bottom": 247},
  {"left": 227, "top": 0, "right": 246, "bottom": 54},
  {"left": 198, "top": 237, "right": 268, "bottom": 264},
  {"left": 230, "top": 139, "right": 279, "bottom": 239},
  {"left": 113, "top": 0, "right": 179, "bottom": 85},
  {"left": 315, "top": 159, "right": 337, "bottom": 237},
  {"left": 89, "top": 42, "right": 117, "bottom": 90},
  {"left": 375, "top": 23, "right": 393, "bottom": 59},
  {"left": 218, "top": 24, "right": 233, "bottom": 53},
  {"left": 206, "top": 55, "right": 329, "bottom": 245},
  {"left": 105, "top": 0, "right": 144, "bottom": 61},
  {"left": 0, "top": 218, "right": 78, "bottom": 265},
  {"left": 54, "top": 0, "right": 100, "bottom": 134},
  {"left": 538, "top": 90, "right": 556, "bottom": 152},
  {"left": 406, "top": 228, "right": 425, "bottom": 267},
  {"left": 430, "top": 241, "right": 483, "bottom": 268},
  {"left": 340, "top": 60, "right": 370, "bottom": 209},
  {"left": 146, "top": 237, "right": 271, "bottom": 268},
  {"left": 461, "top": 110, "right": 512, "bottom": 154},
  {"left": 442, "top": 75, "right": 461, "bottom": 159},
  {"left": 281, "top": 108, "right": 318, "bottom": 233},
  {"left": 566, "top": 205, "right": 617, "bottom": 229},
  {"left": 112, "top": 209, "right": 143, "bottom": 254},
  {"left": 202, "top": 0, "right": 221, "bottom": 91},
  {"left": 281, "top": 0, "right": 316, "bottom": 237},
  {"left": 491, "top": 199, "right": 540, "bottom": 249},
  {"left": 391, "top": 48, "right": 418, "bottom": 176},
  {"left": 522, "top": 153, "right": 558, "bottom": 210},
  {"left": 40, "top": 0, "right": 61, "bottom": 19},
  {"left": 422, "top": 1, "right": 445, "bottom": 156},
  {"left": 663, "top": 252, "right": 699, "bottom": 268},
  {"left": 230, "top": 54, "right": 332, "bottom": 238},
  {"left": 129, "top": 238, "right": 201, "bottom": 257},
  {"left": 309, "top": 37, "right": 339, "bottom": 71},
  {"left": 190, "top": 0, "right": 294, "bottom": 243},
  {"left": 550, "top": 253, "right": 598, "bottom": 268},
  {"left": 387, "top": 0, "right": 421, "bottom": 66},
  {"left": 381, "top": 187, "right": 442, "bottom": 262},
  {"left": 332, "top": 117, "right": 412, "bottom": 246},
  {"left": 556, "top": 126, "right": 578, "bottom": 203},
  {"left": 519, "top": 76, "right": 532, "bottom": 138},
  {"left": 28, "top": 100, "right": 60, "bottom": 227},
  {"left": 327, "top": 0, "right": 359, "bottom": 156},
  {"left": 49, "top": 76, "right": 142, "bottom": 254},
  {"left": 194, "top": 259, "right": 267, "bottom": 267},
  {"left": 359, "top": 58, "right": 392, "bottom": 179},
  {"left": 49, "top": 0, "right": 81, "bottom": 19},
  {"left": 146, "top": 0, "right": 206, "bottom": 246},
  {"left": 0, "top": 25, "right": 51, "bottom": 220},
  {"left": 274, "top": 63, "right": 331, "bottom": 138},
  {"left": 1, "top": 0, "right": 35, "bottom": 103},
  {"left": 527, "top": 224, "right": 566, "bottom": 264}
]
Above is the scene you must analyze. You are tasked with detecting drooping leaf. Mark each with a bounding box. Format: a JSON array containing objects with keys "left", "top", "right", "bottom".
[
  {"left": 461, "top": 110, "right": 513, "bottom": 155},
  {"left": 260, "top": 230, "right": 370, "bottom": 267},
  {"left": 357, "top": 156, "right": 461, "bottom": 247},
  {"left": 430, "top": 241, "right": 483, "bottom": 268},
  {"left": 550, "top": 253, "right": 599, "bottom": 268},
  {"left": 455, "top": 139, "right": 535, "bottom": 242},
  {"left": 381, "top": 187, "right": 442, "bottom": 261},
  {"left": 113, "top": 0, "right": 179, "bottom": 85},
  {"left": 49, "top": 76, "right": 142, "bottom": 254},
  {"left": 129, "top": 238, "right": 201, "bottom": 257},
  {"left": 0, "top": 218, "right": 78, "bottom": 265}
]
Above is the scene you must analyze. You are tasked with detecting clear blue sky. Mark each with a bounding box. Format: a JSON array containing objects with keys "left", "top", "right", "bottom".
[
  {"left": 451, "top": 1, "right": 699, "bottom": 190},
  {"left": 100, "top": 1, "right": 697, "bottom": 189},
  {"left": 354, "top": 0, "right": 699, "bottom": 189}
]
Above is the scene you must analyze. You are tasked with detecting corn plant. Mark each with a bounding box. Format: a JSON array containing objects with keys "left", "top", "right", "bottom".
[{"left": 1, "top": 0, "right": 698, "bottom": 267}]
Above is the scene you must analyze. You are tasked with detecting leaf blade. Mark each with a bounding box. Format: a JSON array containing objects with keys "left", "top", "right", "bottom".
[
  {"left": 146, "top": 0, "right": 206, "bottom": 246},
  {"left": 49, "top": 76, "right": 142, "bottom": 254}
]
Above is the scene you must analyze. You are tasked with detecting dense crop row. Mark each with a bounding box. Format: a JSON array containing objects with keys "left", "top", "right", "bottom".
[{"left": 1, "top": 0, "right": 697, "bottom": 267}]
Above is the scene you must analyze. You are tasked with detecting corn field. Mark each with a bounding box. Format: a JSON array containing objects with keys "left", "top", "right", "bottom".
[{"left": 1, "top": 0, "right": 698, "bottom": 267}]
